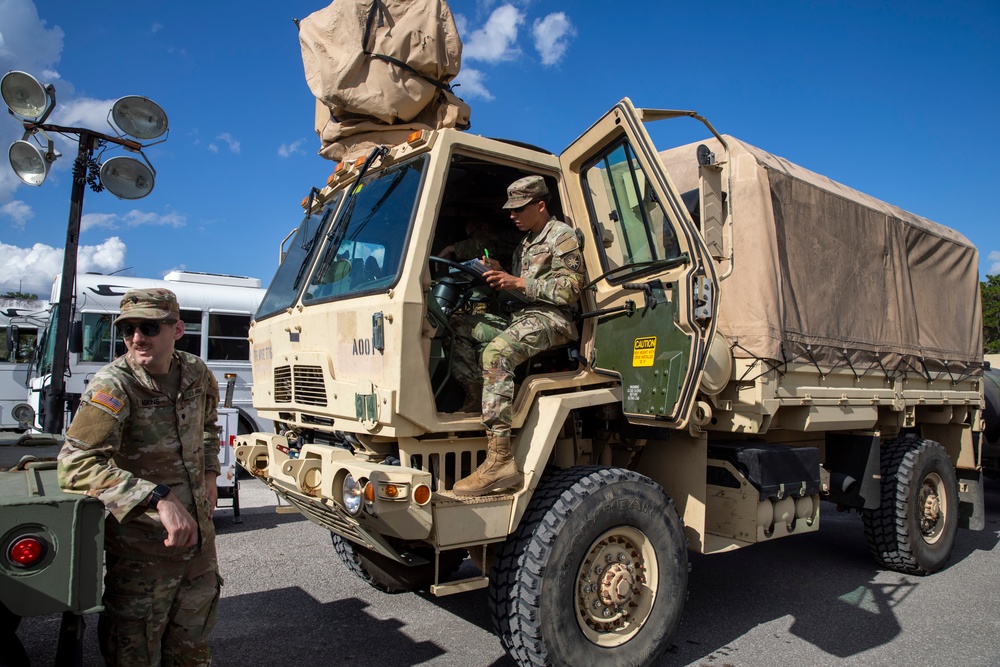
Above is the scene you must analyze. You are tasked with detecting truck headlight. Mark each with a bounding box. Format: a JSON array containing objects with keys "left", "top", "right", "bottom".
[{"left": 343, "top": 474, "right": 363, "bottom": 515}]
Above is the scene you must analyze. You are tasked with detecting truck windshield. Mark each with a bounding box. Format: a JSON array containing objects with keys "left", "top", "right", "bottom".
[
  {"left": 256, "top": 156, "right": 426, "bottom": 320},
  {"left": 303, "top": 156, "right": 424, "bottom": 304},
  {"left": 256, "top": 199, "right": 341, "bottom": 320}
]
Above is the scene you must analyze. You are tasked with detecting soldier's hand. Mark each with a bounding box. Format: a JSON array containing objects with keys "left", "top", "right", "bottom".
[
  {"left": 482, "top": 268, "right": 526, "bottom": 293},
  {"left": 206, "top": 475, "right": 218, "bottom": 519},
  {"left": 157, "top": 495, "right": 199, "bottom": 548}
]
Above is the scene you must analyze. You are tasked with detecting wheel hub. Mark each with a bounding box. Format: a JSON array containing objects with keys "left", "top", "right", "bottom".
[
  {"left": 920, "top": 485, "right": 941, "bottom": 535},
  {"left": 918, "top": 473, "right": 946, "bottom": 541},
  {"left": 576, "top": 531, "right": 655, "bottom": 644},
  {"left": 598, "top": 562, "right": 636, "bottom": 607}
]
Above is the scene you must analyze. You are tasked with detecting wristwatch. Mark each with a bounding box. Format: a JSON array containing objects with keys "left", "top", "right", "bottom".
[{"left": 149, "top": 484, "right": 171, "bottom": 510}]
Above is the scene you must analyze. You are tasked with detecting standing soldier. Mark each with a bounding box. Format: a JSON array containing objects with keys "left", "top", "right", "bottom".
[
  {"left": 452, "top": 175, "right": 585, "bottom": 497},
  {"left": 57, "top": 288, "right": 221, "bottom": 666}
]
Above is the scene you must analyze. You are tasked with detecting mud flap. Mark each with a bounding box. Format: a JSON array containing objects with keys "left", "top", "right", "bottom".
[{"left": 957, "top": 468, "right": 985, "bottom": 531}]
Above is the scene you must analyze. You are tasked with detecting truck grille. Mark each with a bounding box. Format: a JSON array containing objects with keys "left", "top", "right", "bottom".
[
  {"left": 273, "top": 364, "right": 328, "bottom": 407},
  {"left": 274, "top": 366, "right": 292, "bottom": 402}
]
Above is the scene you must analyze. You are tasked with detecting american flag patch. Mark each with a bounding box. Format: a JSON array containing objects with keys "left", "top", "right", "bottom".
[{"left": 92, "top": 391, "right": 124, "bottom": 414}]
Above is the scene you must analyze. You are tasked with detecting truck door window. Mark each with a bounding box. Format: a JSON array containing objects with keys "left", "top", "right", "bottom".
[{"left": 583, "top": 140, "right": 681, "bottom": 280}]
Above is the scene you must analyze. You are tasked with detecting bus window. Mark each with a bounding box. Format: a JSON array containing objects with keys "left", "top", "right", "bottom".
[
  {"left": 0, "top": 327, "right": 37, "bottom": 363},
  {"left": 177, "top": 309, "right": 202, "bottom": 356},
  {"left": 208, "top": 314, "right": 251, "bottom": 361}
]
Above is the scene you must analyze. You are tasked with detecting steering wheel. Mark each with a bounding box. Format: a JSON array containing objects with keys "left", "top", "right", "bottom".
[
  {"left": 427, "top": 255, "right": 497, "bottom": 320},
  {"left": 428, "top": 255, "right": 494, "bottom": 288}
]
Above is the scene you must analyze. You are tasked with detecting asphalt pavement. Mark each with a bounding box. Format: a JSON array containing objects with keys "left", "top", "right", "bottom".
[{"left": 6, "top": 433, "right": 1000, "bottom": 667}]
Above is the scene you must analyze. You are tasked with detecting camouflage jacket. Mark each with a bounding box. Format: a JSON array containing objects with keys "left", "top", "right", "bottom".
[
  {"left": 511, "top": 216, "right": 585, "bottom": 338},
  {"left": 58, "top": 350, "right": 221, "bottom": 561}
]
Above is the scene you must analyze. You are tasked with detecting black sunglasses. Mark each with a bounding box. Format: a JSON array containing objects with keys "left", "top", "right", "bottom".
[
  {"left": 510, "top": 200, "right": 536, "bottom": 214},
  {"left": 120, "top": 320, "right": 176, "bottom": 338}
]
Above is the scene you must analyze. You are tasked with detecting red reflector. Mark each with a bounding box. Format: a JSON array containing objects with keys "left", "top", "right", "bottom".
[
  {"left": 9, "top": 536, "right": 44, "bottom": 567},
  {"left": 229, "top": 435, "right": 236, "bottom": 447}
]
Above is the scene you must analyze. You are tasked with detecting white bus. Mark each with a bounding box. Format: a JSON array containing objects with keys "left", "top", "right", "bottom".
[
  {"left": 1, "top": 298, "right": 48, "bottom": 430},
  {"left": 27, "top": 271, "right": 269, "bottom": 440}
]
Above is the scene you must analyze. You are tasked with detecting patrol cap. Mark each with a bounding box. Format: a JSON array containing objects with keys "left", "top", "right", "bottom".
[
  {"left": 113, "top": 288, "right": 180, "bottom": 325},
  {"left": 503, "top": 175, "right": 549, "bottom": 209}
]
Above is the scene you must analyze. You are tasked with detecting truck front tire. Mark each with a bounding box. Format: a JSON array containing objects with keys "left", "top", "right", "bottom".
[
  {"left": 488, "top": 466, "right": 687, "bottom": 667},
  {"left": 862, "top": 435, "right": 959, "bottom": 575}
]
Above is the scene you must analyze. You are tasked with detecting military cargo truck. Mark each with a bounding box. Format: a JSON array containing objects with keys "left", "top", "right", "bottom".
[{"left": 236, "top": 99, "right": 987, "bottom": 666}]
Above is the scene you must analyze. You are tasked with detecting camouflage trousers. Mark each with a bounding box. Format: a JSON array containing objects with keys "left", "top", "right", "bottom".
[
  {"left": 99, "top": 548, "right": 221, "bottom": 667},
  {"left": 451, "top": 312, "right": 572, "bottom": 436}
]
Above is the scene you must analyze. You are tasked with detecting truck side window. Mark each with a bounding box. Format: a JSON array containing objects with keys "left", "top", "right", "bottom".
[{"left": 582, "top": 140, "right": 681, "bottom": 279}]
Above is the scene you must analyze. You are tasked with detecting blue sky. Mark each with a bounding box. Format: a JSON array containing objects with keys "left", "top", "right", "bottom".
[{"left": 0, "top": 0, "right": 997, "bottom": 297}]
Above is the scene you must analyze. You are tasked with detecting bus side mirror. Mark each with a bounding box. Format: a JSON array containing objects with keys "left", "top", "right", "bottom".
[
  {"left": 6, "top": 324, "right": 17, "bottom": 355},
  {"left": 69, "top": 320, "right": 83, "bottom": 354}
]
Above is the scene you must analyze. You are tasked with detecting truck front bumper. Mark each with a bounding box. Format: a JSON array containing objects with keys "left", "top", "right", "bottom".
[{"left": 235, "top": 433, "right": 434, "bottom": 563}]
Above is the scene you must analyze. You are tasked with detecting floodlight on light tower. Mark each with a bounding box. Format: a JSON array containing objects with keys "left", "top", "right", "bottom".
[
  {"left": 110, "top": 96, "right": 169, "bottom": 141},
  {"left": 1, "top": 70, "right": 55, "bottom": 123},
  {"left": 100, "top": 155, "right": 156, "bottom": 199}
]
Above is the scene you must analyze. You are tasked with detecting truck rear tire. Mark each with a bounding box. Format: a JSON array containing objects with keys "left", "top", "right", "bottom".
[
  {"left": 862, "top": 435, "right": 959, "bottom": 575},
  {"left": 488, "top": 466, "right": 687, "bottom": 667},
  {"left": 330, "top": 534, "right": 464, "bottom": 593}
]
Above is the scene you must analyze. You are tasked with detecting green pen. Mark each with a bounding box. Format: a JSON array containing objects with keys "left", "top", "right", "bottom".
[{"left": 483, "top": 248, "right": 490, "bottom": 259}]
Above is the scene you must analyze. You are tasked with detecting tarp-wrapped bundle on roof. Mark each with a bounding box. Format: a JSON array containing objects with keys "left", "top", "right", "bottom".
[
  {"left": 299, "top": 0, "right": 470, "bottom": 162},
  {"left": 658, "top": 136, "right": 983, "bottom": 377}
]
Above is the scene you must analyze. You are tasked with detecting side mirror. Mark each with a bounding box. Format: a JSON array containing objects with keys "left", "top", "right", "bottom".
[{"left": 69, "top": 320, "right": 83, "bottom": 354}]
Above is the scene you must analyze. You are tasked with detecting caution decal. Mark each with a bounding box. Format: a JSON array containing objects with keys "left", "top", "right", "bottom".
[{"left": 632, "top": 336, "right": 656, "bottom": 367}]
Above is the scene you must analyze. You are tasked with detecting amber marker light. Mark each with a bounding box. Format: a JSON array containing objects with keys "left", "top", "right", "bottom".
[
  {"left": 363, "top": 481, "right": 375, "bottom": 504},
  {"left": 407, "top": 130, "right": 427, "bottom": 147},
  {"left": 413, "top": 484, "right": 431, "bottom": 506},
  {"left": 354, "top": 156, "right": 366, "bottom": 169},
  {"left": 382, "top": 484, "right": 401, "bottom": 499}
]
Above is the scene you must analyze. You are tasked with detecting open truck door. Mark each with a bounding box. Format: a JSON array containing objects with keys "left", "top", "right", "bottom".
[{"left": 560, "top": 98, "right": 721, "bottom": 425}]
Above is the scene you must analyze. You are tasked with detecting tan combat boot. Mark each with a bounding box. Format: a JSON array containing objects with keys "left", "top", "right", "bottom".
[{"left": 453, "top": 433, "right": 522, "bottom": 497}]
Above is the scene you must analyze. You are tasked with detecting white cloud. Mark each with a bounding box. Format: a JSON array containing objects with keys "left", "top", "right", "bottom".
[
  {"left": 989, "top": 250, "right": 1000, "bottom": 275},
  {"left": 1, "top": 200, "right": 33, "bottom": 229},
  {"left": 532, "top": 12, "right": 575, "bottom": 66},
  {"left": 452, "top": 68, "right": 494, "bottom": 101},
  {"left": 0, "top": 236, "right": 127, "bottom": 295},
  {"left": 81, "top": 209, "right": 186, "bottom": 232},
  {"left": 211, "top": 132, "right": 241, "bottom": 154},
  {"left": 53, "top": 96, "right": 115, "bottom": 130},
  {"left": 278, "top": 139, "right": 307, "bottom": 158},
  {"left": 461, "top": 4, "right": 523, "bottom": 63}
]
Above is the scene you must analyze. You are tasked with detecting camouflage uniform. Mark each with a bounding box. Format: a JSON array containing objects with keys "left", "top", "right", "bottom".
[
  {"left": 58, "top": 289, "right": 221, "bottom": 667},
  {"left": 453, "top": 215, "right": 584, "bottom": 436}
]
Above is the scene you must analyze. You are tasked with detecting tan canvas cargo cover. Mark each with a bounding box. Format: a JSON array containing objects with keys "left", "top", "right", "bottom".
[
  {"left": 299, "top": 0, "right": 470, "bottom": 162},
  {"left": 658, "top": 136, "right": 983, "bottom": 376}
]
